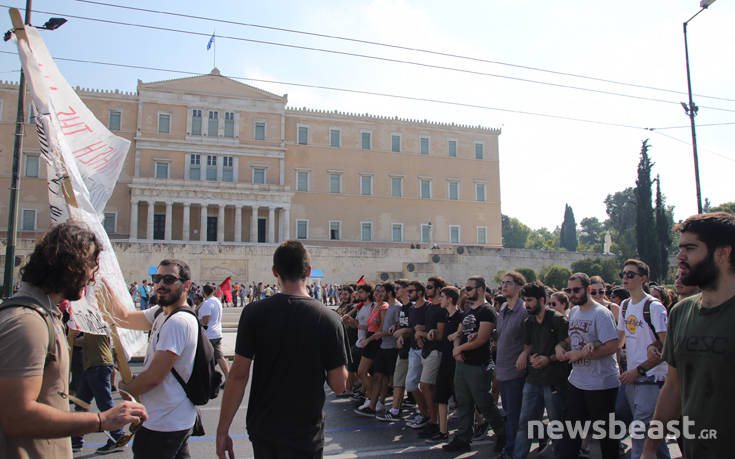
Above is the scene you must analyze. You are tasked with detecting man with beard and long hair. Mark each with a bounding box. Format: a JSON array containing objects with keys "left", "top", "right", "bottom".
[
  {"left": 514, "top": 281, "right": 569, "bottom": 459},
  {"left": 0, "top": 222, "right": 147, "bottom": 458},
  {"left": 642, "top": 212, "right": 735, "bottom": 459},
  {"left": 106, "top": 259, "right": 199, "bottom": 459},
  {"left": 556, "top": 272, "right": 620, "bottom": 459}
]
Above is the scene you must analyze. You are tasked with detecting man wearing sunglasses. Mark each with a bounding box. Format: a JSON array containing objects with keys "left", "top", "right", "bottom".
[
  {"left": 556, "top": 272, "right": 620, "bottom": 459},
  {"left": 106, "top": 259, "right": 199, "bottom": 459},
  {"left": 642, "top": 212, "right": 735, "bottom": 459},
  {"left": 615, "top": 260, "right": 669, "bottom": 459},
  {"left": 0, "top": 222, "right": 148, "bottom": 458}
]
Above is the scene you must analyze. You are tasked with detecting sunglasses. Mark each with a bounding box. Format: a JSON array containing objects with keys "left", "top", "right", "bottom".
[
  {"left": 590, "top": 289, "right": 605, "bottom": 295},
  {"left": 151, "top": 274, "right": 183, "bottom": 285},
  {"left": 620, "top": 271, "right": 641, "bottom": 279},
  {"left": 501, "top": 281, "right": 516, "bottom": 287},
  {"left": 407, "top": 289, "right": 416, "bottom": 293},
  {"left": 564, "top": 287, "right": 583, "bottom": 294},
  {"left": 465, "top": 286, "right": 476, "bottom": 291},
  {"left": 427, "top": 285, "right": 435, "bottom": 289},
  {"left": 548, "top": 301, "right": 558, "bottom": 307}
]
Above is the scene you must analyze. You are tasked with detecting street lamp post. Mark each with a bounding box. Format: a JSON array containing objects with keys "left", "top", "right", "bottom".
[
  {"left": 2, "top": 3, "right": 67, "bottom": 298},
  {"left": 682, "top": 0, "right": 717, "bottom": 214}
]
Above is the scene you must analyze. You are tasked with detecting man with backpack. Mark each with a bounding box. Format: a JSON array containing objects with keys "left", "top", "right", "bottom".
[
  {"left": 0, "top": 222, "right": 147, "bottom": 458},
  {"left": 617, "top": 259, "right": 669, "bottom": 459},
  {"left": 216, "top": 241, "right": 349, "bottom": 459},
  {"left": 107, "top": 259, "right": 200, "bottom": 458}
]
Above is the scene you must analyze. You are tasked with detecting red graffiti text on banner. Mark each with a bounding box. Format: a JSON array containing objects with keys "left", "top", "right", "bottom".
[{"left": 57, "top": 106, "right": 93, "bottom": 136}]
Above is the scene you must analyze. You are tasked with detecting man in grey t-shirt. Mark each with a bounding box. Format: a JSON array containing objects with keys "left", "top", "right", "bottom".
[{"left": 557, "top": 273, "right": 620, "bottom": 459}]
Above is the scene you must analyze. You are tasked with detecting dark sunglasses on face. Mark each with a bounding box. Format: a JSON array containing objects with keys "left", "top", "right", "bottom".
[
  {"left": 549, "top": 301, "right": 558, "bottom": 307},
  {"left": 564, "top": 287, "right": 583, "bottom": 294},
  {"left": 620, "top": 271, "right": 641, "bottom": 279},
  {"left": 590, "top": 289, "right": 605, "bottom": 295},
  {"left": 465, "top": 286, "right": 475, "bottom": 291},
  {"left": 407, "top": 289, "right": 416, "bottom": 293},
  {"left": 151, "top": 274, "right": 183, "bottom": 285}
]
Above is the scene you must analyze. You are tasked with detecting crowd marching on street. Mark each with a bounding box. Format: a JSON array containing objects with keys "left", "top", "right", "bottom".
[{"left": 0, "top": 211, "right": 733, "bottom": 459}]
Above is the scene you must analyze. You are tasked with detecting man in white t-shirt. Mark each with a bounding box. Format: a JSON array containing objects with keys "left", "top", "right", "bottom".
[
  {"left": 107, "top": 259, "right": 199, "bottom": 459},
  {"left": 617, "top": 259, "right": 670, "bottom": 459},
  {"left": 200, "top": 285, "right": 229, "bottom": 382}
]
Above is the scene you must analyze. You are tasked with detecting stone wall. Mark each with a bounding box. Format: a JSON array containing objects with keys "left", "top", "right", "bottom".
[{"left": 1, "top": 239, "right": 614, "bottom": 287}]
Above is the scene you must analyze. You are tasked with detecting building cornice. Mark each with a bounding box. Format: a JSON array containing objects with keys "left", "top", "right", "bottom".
[{"left": 134, "top": 138, "right": 285, "bottom": 157}]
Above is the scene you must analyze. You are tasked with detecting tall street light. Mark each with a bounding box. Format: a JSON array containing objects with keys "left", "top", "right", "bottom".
[
  {"left": 682, "top": 0, "right": 716, "bottom": 214},
  {"left": 2, "top": 2, "right": 67, "bottom": 298}
]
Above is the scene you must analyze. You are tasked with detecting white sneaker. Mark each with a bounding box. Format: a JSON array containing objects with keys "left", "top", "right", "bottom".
[
  {"left": 359, "top": 399, "right": 371, "bottom": 410},
  {"left": 376, "top": 401, "right": 386, "bottom": 412}
]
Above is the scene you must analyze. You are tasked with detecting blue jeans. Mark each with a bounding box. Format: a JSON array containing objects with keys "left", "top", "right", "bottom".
[
  {"left": 625, "top": 381, "right": 670, "bottom": 459},
  {"left": 140, "top": 297, "right": 149, "bottom": 310},
  {"left": 513, "top": 382, "right": 564, "bottom": 459},
  {"left": 72, "top": 365, "right": 124, "bottom": 444},
  {"left": 499, "top": 376, "right": 525, "bottom": 456}
]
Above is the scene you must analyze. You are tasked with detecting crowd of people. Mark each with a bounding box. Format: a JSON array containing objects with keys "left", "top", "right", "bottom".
[{"left": 0, "top": 211, "right": 732, "bottom": 459}]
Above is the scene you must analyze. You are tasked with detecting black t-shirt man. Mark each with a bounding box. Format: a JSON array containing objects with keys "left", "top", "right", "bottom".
[
  {"left": 459, "top": 302, "right": 497, "bottom": 366},
  {"left": 523, "top": 308, "right": 570, "bottom": 386},
  {"left": 408, "top": 301, "right": 429, "bottom": 350},
  {"left": 397, "top": 302, "right": 412, "bottom": 359},
  {"left": 423, "top": 302, "right": 448, "bottom": 357},
  {"left": 235, "top": 293, "right": 348, "bottom": 452},
  {"left": 441, "top": 309, "right": 463, "bottom": 357}
]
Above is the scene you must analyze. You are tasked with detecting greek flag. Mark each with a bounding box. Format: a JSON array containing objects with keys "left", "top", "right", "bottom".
[{"left": 207, "top": 33, "right": 215, "bottom": 50}]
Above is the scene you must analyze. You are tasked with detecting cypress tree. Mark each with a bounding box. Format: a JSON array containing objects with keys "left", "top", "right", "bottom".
[
  {"left": 560, "top": 204, "right": 578, "bottom": 252},
  {"left": 635, "top": 140, "right": 657, "bottom": 273},
  {"left": 654, "top": 176, "right": 671, "bottom": 282}
]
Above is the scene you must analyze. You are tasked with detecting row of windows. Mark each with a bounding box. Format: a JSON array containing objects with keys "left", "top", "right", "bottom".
[
  {"left": 294, "top": 220, "right": 488, "bottom": 244},
  {"left": 21, "top": 208, "right": 118, "bottom": 234},
  {"left": 296, "top": 171, "right": 488, "bottom": 201},
  {"left": 106, "top": 109, "right": 267, "bottom": 140},
  {"left": 154, "top": 156, "right": 267, "bottom": 184},
  {"left": 297, "top": 125, "right": 486, "bottom": 159}
]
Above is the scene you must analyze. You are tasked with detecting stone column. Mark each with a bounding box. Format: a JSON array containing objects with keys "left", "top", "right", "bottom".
[
  {"left": 182, "top": 203, "right": 190, "bottom": 241},
  {"left": 217, "top": 204, "right": 225, "bottom": 242},
  {"left": 164, "top": 201, "right": 173, "bottom": 241},
  {"left": 250, "top": 206, "right": 258, "bottom": 243},
  {"left": 146, "top": 200, "right": 154, "bottom": 240},
  {"left": 267, "top": 206, "right": 275, "bottom": 243},
  {"left": 281, "top": 207, "right": 290, "bottom": 241},
  {"left": 234, "top": 206, "right": 242, "bottom": 242},
  {"left": 129, "top": 199, "right": 138, "bottom": 240},
  {"left": 200, "top": 203, "right": 208, "bottom": 241}
]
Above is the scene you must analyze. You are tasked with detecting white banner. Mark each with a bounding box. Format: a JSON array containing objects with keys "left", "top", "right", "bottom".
[{"left": 16, "top": 26, "right": 145, "bottom": 359}]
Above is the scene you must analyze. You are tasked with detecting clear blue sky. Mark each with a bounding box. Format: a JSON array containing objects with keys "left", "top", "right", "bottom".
[{"left": 2, "top": 0, "right": 733, "bottom": 230}]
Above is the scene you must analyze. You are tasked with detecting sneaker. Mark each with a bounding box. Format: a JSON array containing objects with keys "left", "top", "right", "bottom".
[
  {"left": 96, "top": 439, "right": 124, "bottom": 455},
  {"left": 472, "top": 420, "right": 488, "bottom": 440},
  {"left": 418, "top": 423, "right": 440, "bottom": 438},
  {"left": 376, "top": 410, "right": 401, "bottom": 422},
  {"left": 354, "top": 406, "right": 377, "bottom": 417},
  {"left": 376, "top": 400, "right": 386, "bottom": 412},
  {"left": 71, "top": 438, "right": 83, "bottom": 452},
  {"left": 407, "top": 414, "right": 429, "bottom": 429},
  {"left": 425, "top": 431, "right": 449, "bottom": 444},
  {"left": 442, "top": 436, "right": 471, "bottom": 452},
  {"left": 358, "top": 398, "right": 371, "bottom": 410},
  {"left": 351, "top": 390, "right": 364, "bottom": 400}
]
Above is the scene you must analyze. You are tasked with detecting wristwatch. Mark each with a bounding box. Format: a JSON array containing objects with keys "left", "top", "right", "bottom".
[{"left": 636, "top": 365, "right": 647, "bottom": 376}]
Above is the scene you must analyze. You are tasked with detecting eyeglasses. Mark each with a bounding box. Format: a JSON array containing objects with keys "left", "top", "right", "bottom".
[
  {"left": 407, "top": 289, "right": 416, "bottom": 293},
  {"left": 619, "top": 271, "right": 641, "bottom": 279},
  {"left": 151, "top": 274, "right": 183, "bottom": 285},
  {"left": 590, "top": 289, "right": 605, "bottom": 296},
  {"left": 465, "top": 286, "right": 476, "bottom": 291},
  {"left": 564, "top": 287, "right": 583, "bottom": 294},
  {"left": 549, "top": 301, "right": 558, "bottom": 307},
  {"left": 501, "top": 281, "right": 515, "bottom": 287},
  {"left": 427, "top": 285, "right": 435, "bottom": 289}
]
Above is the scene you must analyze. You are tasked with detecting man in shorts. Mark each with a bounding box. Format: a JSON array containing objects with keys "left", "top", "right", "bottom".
[{"left": 200, "top": 284, "right": 229, "bottom": 383}]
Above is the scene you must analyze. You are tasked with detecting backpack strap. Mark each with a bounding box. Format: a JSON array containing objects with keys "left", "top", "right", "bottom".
[
  {"left": 158, "top": 307, "right": 200, "bottom": 389},
  {"left": 642, "top": 298, "right": 661, "bottom": 344},
  {"left": 0, "top": 296, "right": 57, "bottom": 362},
  {"left": 621, "top": 298, "right": 630, "bottom": 320}
]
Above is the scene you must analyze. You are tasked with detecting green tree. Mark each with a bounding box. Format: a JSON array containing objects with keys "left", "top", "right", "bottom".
[
  {"left": 543, "top": 266, "right": 572, "bottom": 289},
  {"left": 502, "top": 215, "right": 531, "bottom": 248},
  {"left": 578, "top": 217, "right": 604, "bottom": 252},
  {"left": 515, "top": 268, "right": 537, "bottom": 283},
  {"left": 493, "top": 270, "right": 507, "bottom": 286},
  {"left": 653, "top": 176, "right": 672, "bottom": 283},
  {"left": 709, "top": 201, "right": 735, "bottom": 214},
  {"left": 570, "top": 257, "right": 620, "bottom": 283},
  {"left": 560, "top": 204, "right": 578, "bottom": 251},
  {"left": 604, "top": 187, "right": 637, "bottom": 260},
  {"left": 525, "top": 228, "right": 558, "bottom": 251},
  {"left": 635, "top": 139, "right": 658, "bottom": 276}
]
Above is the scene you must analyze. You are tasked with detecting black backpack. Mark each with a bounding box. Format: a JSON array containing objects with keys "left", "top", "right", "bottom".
[{"left": 155, "top": 306, "right": 222, "bottom": 405}]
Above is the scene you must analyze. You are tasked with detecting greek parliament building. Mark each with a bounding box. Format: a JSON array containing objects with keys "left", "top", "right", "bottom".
[{"left": 0, "top": 69, "right": 503, "bottom": 281}]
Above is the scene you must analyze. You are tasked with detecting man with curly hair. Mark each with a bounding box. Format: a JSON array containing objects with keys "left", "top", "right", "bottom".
[{"left": 0, "top": 221, "right": 147, "bottom": 458}]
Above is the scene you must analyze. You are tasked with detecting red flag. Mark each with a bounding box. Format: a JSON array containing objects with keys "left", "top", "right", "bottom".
[
  {"left": 216, "top": 277, "right": 233, "bottom": 304},
  {"left": 357, "top": 275, "right": 365, "bottom": 285}
]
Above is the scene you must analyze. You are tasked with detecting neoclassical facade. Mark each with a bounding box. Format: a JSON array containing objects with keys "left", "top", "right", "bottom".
[{"left": 0, "top": 69, "right": 502, "bottom": 248}]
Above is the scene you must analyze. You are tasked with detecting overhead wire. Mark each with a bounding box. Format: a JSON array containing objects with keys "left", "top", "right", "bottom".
[
  {"left": 7, "top": 4, "right": 735, "bottom": 114},
  {"left": 73, "top": 0, "right": 735, "bottom": 104}
]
